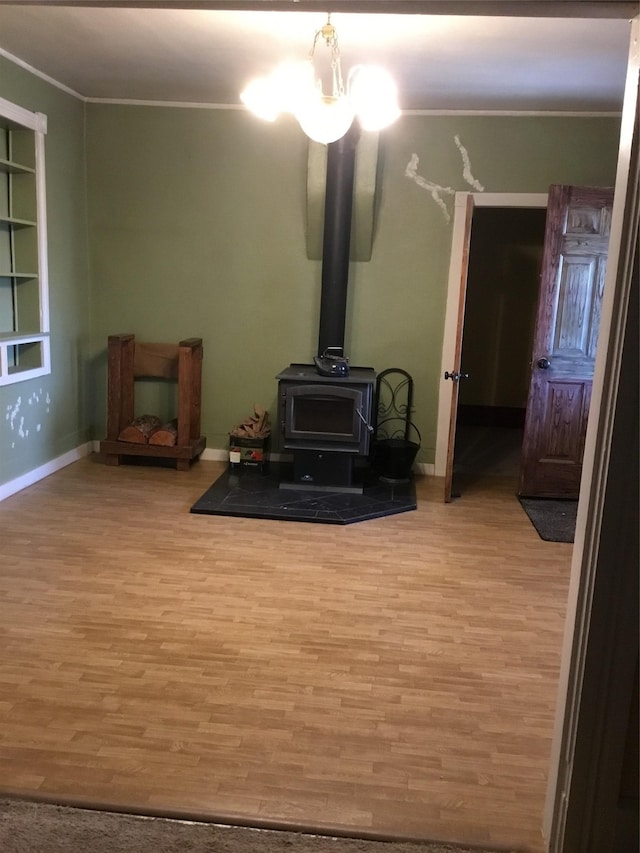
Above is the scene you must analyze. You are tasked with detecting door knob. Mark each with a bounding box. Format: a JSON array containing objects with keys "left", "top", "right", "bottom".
[
  {"left": 536, "top": 357, "right": 551, "bottom": 370},
  {"left": 444, "top": 371, "right": 469, "bottom": 381}
]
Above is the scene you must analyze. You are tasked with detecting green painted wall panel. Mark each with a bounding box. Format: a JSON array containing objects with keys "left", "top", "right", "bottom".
[
  {"left": 86, "top": 106, "right": 316, "bottom": 450},
  {"left": 86, "top": 106, "right": 620, "bottom": 463}
]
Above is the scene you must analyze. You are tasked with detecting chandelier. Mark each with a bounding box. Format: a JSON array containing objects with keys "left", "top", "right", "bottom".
[{"left": 240, "top": 16, "right": 401, "bottom": 144}]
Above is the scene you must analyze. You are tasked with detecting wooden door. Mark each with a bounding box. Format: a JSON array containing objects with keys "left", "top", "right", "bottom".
[
  {"left": 443, "top": 195, "right": 474, "bottom": 503},
  {"left": 519, "top": 185, "right": 614, "bottom": 498}
]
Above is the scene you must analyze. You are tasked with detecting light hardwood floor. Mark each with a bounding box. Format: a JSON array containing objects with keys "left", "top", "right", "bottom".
[{"left": 0, "top": 456, "right": 572, "bottom": 852}]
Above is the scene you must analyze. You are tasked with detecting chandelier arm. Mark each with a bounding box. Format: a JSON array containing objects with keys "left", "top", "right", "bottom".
[
  {"left": 310, "top": 27, "right": 322, "bottom": 58},
  {"left": 332, "top": 48, "right": 344, "bottom": 97}
]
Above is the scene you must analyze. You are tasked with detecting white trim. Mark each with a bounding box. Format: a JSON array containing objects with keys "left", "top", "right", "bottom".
[
  {"left": 35, "top": 129, "right": 50, "bottom": 334},
  {"left": 87, "top": 98, "right": 245, "bottom": 110},
  {"left": 0, "top": 442, "right": 93, "bottom": 502},
  {"left": 90, "top": 443, "right": 436, "bottom": 476},
  {"left": 87, "top": 101, "right": 624, "bottom": 118},
  {"left": 0, "top": 361, "right": 50, "bottom": 387},
  {"left": 0, "top": 95, "right": 47, "bottom": 133},
  {"left": 0, "top": 49, "right": 85, "bottom": 102},
  {"left": 473, "top": 192, "right": 548, "bottom": 208},
  {"left": 401, "top": 109, "right": 622, "bottom": 118},
  {"left": 91, "top": 443, "right": 231, "bottom": 463},
  {"left": 0, "top": 334, "right": 51, "bottom": 387},
  {"left": 200, "top": 447, "right": 434, "bottom": 475},
  {"left": 544, "top": 16, "right": 639, "bottom": 850},
  {"left": 434, "top": 190, "right": 548, "bottom": 477},
  {"left": 201, "top": 447, "right": 230, "bottom": 462},
  {"left": 0, "top": 97, "right": 51, "bottom": 386},
  {"left": 413, "top": 461, "right": 435, "bottom": 476}
]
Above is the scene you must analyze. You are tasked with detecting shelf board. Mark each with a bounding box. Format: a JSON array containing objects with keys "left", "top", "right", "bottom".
[
  {"left": 0, "top": 331, "right": 46, "bottom": 343},
  {"left": 0, "top": 363, "right": 50, "bottom": 386},
  {"left": 0, "top": 157, "right": 35, "bottom": 175},
  {"left": 0, "top": 214, "right": 37, "bottom": 228},
  {"left": 0, "top": 271, "right": 38, "bottom": 279}
]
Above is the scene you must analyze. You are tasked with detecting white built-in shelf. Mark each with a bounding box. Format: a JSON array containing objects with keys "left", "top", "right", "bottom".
[
  {"left": 0, "top": 214, "right": 37, "bottom": 228},
  {"left": 0, "top": 157, "right": 35, "bottom": 175},
  {"left": 0, "top": 97, "right": 49, "bottom": 386},
  {"left": 0, "top": 272, "right": 38, "bottom": 279},
  {"left": 0, "top": 331, "right": 44, "bottom": 342}
]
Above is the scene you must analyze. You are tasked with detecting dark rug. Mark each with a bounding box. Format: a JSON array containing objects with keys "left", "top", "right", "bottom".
[
  {"left": 518, "top": 497, "right": 578, "bottom": 542},
  {"left": 190, "top": 463, "right": 417, "bottom": 524},
  {"left": 0, "top": 797, "right": 517, "bottom": 853}
]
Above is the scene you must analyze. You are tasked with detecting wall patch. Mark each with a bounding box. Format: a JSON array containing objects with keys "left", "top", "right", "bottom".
[
  {"left": 405, "top": 153, "right": 455, "bottom": 223},
  {"left": 454, "top": 135, "right": 485, "bottom": 192},
  {"left": 4, "top": 387, "right": 50, "bottom": 450},
  {"left": 405, "top": 135, "right": 485, "bottom": 222}
]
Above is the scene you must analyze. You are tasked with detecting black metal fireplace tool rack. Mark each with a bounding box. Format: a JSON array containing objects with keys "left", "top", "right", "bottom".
[{"left": 370, "top": 368, "right": 421, "bottom": 483}]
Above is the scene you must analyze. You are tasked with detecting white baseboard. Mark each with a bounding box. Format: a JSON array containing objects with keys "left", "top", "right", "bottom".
[
  {"left": 0, "top": 441, "right": 94, "bottom": 502},
  {"left": 202, "top": 448, "right": 287, "bottom": 463},
  {"left": 203, "top": 447, "right": 434, "bottom": 476},
  {"left": 414, "top": 462, "right": 435, "bottom": 476},
  {"left": 90, "top": 441, "right": 231, "bottom": 464},
  {"left": 201, "top": 447, "right": 230, "bottom": 462},
  {"left": 1, "top": 443, "right": 434, "bottom": 503}
]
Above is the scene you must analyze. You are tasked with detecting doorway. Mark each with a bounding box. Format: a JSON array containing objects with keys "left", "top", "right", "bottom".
[
  {"left": 435, "top": 192, "right": 548, "bottom": 493},
  {"left": 452, "top": 206, "right": 547, "bottom": 495}
]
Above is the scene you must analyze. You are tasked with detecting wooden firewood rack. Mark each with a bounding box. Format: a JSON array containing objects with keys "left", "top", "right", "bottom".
[{"left": 99, "top": 334, "right": 206, "bottom": 470}]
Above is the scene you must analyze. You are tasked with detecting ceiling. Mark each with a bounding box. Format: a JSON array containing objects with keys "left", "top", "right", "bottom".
[{"left": 0, "top": 4, "right": 633, "bottom": 112}]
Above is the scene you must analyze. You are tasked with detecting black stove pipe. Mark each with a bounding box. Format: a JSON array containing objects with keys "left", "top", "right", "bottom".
[{"left": 317, "top": 123, "right": 360, "bottom": 358}]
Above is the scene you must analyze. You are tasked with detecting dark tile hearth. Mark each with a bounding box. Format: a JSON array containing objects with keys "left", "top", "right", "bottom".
[{"left": 190, "top": 462, "right": 417, "bottom": 524}]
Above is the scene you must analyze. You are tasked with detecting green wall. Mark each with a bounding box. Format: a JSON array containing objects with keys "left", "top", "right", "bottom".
[
  {"left": 86, "top": 106, "right": 620, "bottom": 462},
  {"left": 0, "top": 56, "right": 91, "bottom": 487},
  {"left": 0, "top": 50, "right": 622, "bottom": 486}
]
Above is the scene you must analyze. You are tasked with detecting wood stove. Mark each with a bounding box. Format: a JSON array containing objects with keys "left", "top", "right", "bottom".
[{"left": 277, "top": 364, "right": 376, "bottom": 491}]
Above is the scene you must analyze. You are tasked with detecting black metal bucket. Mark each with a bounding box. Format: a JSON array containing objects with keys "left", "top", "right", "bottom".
[
  {"left": 372, "top": 437, "right": 420, "bottom": 484},
  {"left": 371, "top": 418, "right": 421, "bottom": 484}
]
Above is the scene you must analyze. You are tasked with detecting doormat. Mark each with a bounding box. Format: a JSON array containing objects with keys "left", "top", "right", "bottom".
[
  {"left": 518, "top": 497, "right": 577, "bottom": 543},
  {"left": 190, "top": 463, "right": 417, "bottom": 524},
  {"left": 0, "top": 795, "right": 516, "bottom": 853}
]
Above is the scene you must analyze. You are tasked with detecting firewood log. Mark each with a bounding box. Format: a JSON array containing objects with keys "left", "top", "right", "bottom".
[
  {"left": 118, "top": 414, "right": 162, "bottom": 444},
  {"left": 230, "top": 404, "right": 271, "bottom": 438},
  {"left": 148, "top": 419, "right": 178, "bottom": 446}
]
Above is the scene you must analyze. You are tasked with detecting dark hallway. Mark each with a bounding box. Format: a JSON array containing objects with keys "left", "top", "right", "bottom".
[{"left": 453, "top": 206, "right": 547, "bottom": 493}]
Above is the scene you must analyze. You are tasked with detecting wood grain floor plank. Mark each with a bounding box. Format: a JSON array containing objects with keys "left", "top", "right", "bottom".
[{"left": 0, "top": 456, "right": 572, "bottom": 851}]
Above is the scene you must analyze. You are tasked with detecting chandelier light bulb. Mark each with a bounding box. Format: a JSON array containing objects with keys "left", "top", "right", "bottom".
[
  {"left": 349, "top": 65, "right": 401, "bottom": 132},
  {"left": 295, "top": 94, "right": 355, "bottom": 145},
  {"left": 270, "top": 60, "right": 317, "bottom": 113},
  {"left": 240, "top": 77, "right": 281, "bottom": 122}
]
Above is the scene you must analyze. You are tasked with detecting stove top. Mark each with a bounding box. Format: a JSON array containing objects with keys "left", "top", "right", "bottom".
[{"left": 277, "top": 363, "right": 376, "bottom": 384}]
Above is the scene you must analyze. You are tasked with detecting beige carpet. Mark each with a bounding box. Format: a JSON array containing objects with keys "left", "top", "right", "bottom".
[{"left": 0, "top": 797, "right": 518, "bottom": 853}]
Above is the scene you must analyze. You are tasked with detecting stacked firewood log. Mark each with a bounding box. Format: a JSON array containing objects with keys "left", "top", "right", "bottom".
[
  {"left": 230, "top": 404, "right": 271, "bottom": 439},
  {"left": 118, "top": 414, "right": 179, "bottom": 446}
]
